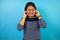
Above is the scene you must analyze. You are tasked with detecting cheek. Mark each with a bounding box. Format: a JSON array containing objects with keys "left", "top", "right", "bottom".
[
  {"left": 26, "top": 11, "right": 29, "bottom": 15},
  {"left": 33, "top": 11, "right": 36, "bottom": 14},
  {"left": 27, "top": 11, "right": 29, "bottom": 14}
]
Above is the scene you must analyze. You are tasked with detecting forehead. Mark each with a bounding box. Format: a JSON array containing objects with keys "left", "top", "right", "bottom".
[{"left": 27, "top": 5, "right": 35, "bottom": 9}]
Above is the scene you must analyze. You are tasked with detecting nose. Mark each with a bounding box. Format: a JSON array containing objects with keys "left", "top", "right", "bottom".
[{"left": 30, "top": 10, "right": 33, "bottom": 13}]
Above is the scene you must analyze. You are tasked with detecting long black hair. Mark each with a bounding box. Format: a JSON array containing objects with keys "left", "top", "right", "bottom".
[{"left": 24, "top": 2, "right": 37, "bottom": 11}]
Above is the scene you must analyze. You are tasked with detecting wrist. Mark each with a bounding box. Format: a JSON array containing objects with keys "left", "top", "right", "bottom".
[
  {"left": 37, "top": 16, "right": 42, "bottom": 19},
  {"left": 38, "top": 17, "right": 42, "bottom": 19},
  {"left": 37, "top": 15, "right": 41, "bottom": 18},
  {"left": 23, "top": 15, "right": 27, "bottom": 18}
]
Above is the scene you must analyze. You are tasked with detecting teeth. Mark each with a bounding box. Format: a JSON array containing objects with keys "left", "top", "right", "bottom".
[
  {"left": 30, "top": 14, "right": 33, "bottom": 15},
  {"left": 30, "top": 13, "right": 33, "bottom": 14}
]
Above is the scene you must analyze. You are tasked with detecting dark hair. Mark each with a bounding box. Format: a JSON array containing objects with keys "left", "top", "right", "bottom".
[{"left": 24, "top": 2, "right": 37, "bottom": 11}]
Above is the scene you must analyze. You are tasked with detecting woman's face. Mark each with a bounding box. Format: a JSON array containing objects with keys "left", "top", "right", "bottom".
[{"left": 26, "top": 5, "right": 36, "bottom": 18}]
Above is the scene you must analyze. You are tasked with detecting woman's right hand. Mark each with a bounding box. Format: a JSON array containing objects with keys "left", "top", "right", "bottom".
[
  {"left": 23, "top": 11, "right": 27, "bottom": 18},
  {"left": 20, "top": 11, "right": 27, "bottom": 26}
]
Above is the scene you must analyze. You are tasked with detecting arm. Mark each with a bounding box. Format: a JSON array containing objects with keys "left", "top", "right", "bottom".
[
  {"left": 35, "top": 10, "right": 46, "bottom": 28},
  {"left": 38, "top": 18, "right": 46, "bottom": 28},
  {"left": 17, "top": 11, "right": 27, "bottom": 31},
  {"left": 17, "top": 22, "right": 24, "bottom": 31}
]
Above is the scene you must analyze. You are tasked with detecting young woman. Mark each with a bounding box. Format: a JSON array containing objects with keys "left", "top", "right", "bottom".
[{"left": 17, "top": 2, "right": 46, "bottom": 40}]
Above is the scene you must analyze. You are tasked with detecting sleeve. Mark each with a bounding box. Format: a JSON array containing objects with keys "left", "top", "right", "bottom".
[
  {"left": 17, "top": 17, "right": 24, "bottom": 31},
  {"left": 17, "top": 23, "right": 24, "bottom": 31},
  {"left": 39, "top": 19, "right": 46, "bottom": 28}
]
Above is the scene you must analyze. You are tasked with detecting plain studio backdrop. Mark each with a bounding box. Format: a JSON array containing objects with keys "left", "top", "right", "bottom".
[{"left": 0, "top": 0, "right": 60, "bottom": 40}]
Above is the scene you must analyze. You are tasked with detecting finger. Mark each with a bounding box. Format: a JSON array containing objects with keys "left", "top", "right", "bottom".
[
  {"left": 35, "top": 10, "right": 38, "bottom": 14},
  {"left": 24, "top": 11, "right": 27, "bottom": 14},
  {"left": 24, "top": 11, "right": 27, "bottom": 13}
]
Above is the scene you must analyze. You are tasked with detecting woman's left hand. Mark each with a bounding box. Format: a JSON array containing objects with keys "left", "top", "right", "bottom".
[
  {"left": 35, "top": 10, "right": 42, "bottom": 19},
  {"left": 35, "top": 10, "right": 40, "bottom": 17}
]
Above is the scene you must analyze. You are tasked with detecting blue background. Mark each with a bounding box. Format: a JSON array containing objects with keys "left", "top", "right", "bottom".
[{"left": 0, "top": 0, "right": 60, "bottom": 40}]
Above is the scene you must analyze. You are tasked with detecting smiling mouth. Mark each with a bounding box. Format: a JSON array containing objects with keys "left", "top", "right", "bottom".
[{"left": 29, "top": 13, "right": 34, "bottom": 15}]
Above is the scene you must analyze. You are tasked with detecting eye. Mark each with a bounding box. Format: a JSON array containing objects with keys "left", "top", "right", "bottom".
[
  {"left": 32, "top": 9, "right": 35, "bottom": 11},
  {"left": 28, "top": 9, "right": 31, "bottom": 11},
  {"left": 32, "top": 9, "right": 34, "bottom": 11}
]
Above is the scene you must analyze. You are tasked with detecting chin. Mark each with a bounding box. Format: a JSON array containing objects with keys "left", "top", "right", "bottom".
[
  {"left": 29, "top": 15, "right": 34, "bottom": 17},
  {"left": 29, "top": 15, "right": 34, "bottom": 16}
]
